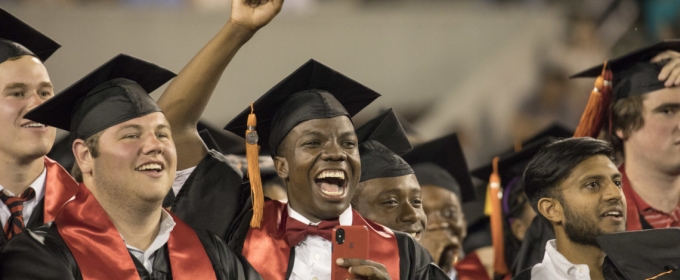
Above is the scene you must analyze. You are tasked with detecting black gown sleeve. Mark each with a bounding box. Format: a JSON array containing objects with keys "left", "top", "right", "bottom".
[
  {"left": 0, "top": 223, "right": 80, "bottom": 280},
  {"left": 394, "top": 231, "right": 450, "bottom": 280},
  {"left": 166, "top": 150, "right": 251, "bottom": 244},
  {"left": 195, "top": 230, "right": 263, "bottom": 280}
]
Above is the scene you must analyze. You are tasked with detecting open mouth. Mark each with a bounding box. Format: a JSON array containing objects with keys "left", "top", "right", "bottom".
[
  {"left": 407, "top": 231, "right": 422, "bottom": 240},
  {"left": 314, "top": 170, "right": 347, "bottom": 198},
  {"left": 21, "top": 122, "right": 46, "bottom": 128},
  {"left": 600, "top": 208, "right": 624, "bottom": 221},
  {"left": 135, "top": 162, "right": 165, "bottom": 173}
]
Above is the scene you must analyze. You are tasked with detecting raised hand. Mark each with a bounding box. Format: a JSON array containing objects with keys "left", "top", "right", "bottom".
[
  {"left": 230, "top": 0, "right": 284, "bottom": 32},
  {"left": 651, "top": 50, "right": 680, "bottom": 87}
]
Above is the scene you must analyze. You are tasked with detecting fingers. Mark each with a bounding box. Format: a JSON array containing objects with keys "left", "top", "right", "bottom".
[
  {"left": 657, "top": 57, "right": 680, "bottom": 84},
  {"left": 651, "top": 50, "right": 680, "bottom": 63},
  {"left": 336, "top": 258, "right": 391, "bottom": 279}
]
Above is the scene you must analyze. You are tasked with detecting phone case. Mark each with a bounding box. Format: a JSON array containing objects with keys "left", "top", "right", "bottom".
[{"left": 331, "top": 225, "right": 369, "bottom": 280}]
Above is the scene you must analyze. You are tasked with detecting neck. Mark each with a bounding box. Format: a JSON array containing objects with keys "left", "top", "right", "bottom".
[
  {"left": 85, "top": 178, "right": 162, "bottom": 251},
  {"left": 0, "top": 152, "right": 44, "bottom": 195},
  {"left": 554, "top": 229, "right": 606, "bottom": 280},
  {"left": 625, "top": 158, "right": 680, "bottom": 213}
]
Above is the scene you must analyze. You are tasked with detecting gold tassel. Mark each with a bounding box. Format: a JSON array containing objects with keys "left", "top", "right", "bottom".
[
  {"left": 574, "top": 61, "right": 612, "bottom": 138},
  {"left": 489, "top": 157, "right": 509, "bottom": 276},
  {"left": 246, "top": 104, "right": 264, "bottom": 228}
]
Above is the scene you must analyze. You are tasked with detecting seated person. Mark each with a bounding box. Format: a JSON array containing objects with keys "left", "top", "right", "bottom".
[
  {"left": 514, "top": 137, "right": 626, "bottom": 280},
  {"left": 0, "top": 55, "right": 261, "bottom": 280},
  {"left": 351, "top": 109, "right": 426, "bottom": 241},
  {"left": 402, "top": 133, "right": 476, "bottom": 279}
]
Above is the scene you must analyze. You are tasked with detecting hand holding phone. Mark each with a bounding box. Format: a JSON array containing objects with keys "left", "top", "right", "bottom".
[{"left": 331, "top": 225, "right": 369, "bottom": 280}]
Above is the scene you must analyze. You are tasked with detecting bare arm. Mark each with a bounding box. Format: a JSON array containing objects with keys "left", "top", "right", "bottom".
[{"left": 157, "top": 0, "right": 283, "bottom": 170}]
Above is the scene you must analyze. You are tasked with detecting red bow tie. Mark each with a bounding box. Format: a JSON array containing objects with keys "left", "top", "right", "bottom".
[{"left": 285, "top": 215, "right": 340, "bottom": 247}]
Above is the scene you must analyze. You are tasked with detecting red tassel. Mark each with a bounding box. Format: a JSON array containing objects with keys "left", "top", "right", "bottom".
[
  {"left": 246, "top": 104, "right": 264, "bottom": 228},
  {"left": 574, "top": 62, "right": 612, "bottom": 138}
]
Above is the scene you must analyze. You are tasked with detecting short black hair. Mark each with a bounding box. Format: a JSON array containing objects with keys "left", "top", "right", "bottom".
[{"left": 523, "top": 137, "right": 615, "bottom": 213}]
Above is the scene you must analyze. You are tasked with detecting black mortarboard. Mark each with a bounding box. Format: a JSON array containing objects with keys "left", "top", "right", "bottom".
[
  {"left": 356, "top": 109, "right": 413, "bottom": 182},
  {"left": 197, "top": 120, "right": 245, "bottom": 155},
  {"left": 597, "top": 228, "right": 680, "bottom": 280},
  {"left": 224, "top": 59, "right": 380, "bottom": 156},
  {"left": 471, "top": 124, "right": 571, "bottom": 184},
  {"left": 571, "top": 40, "right": 680, "bottom": 101},
  {"left": 25, "top": 54, "right": 176, "bottom": 143},
  {"left": 403, "top": 133, "right": 475, "bottom": 203},
  {"left": 0, "top": 8, "right": 60, "bottom": 64}
]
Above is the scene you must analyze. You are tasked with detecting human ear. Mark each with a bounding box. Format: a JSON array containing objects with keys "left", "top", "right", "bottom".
[
  {"left": 72, "top": 139, "right": 94, "bottom": 176},
  {"left": 537, "top": 197, "right": 563, "bottom": 225},
  {"left": 273, "top": 156, "right": 289, "bottom": 179},
  {"left": 615, "top": 128, "right": 626, "bottom": 140}
]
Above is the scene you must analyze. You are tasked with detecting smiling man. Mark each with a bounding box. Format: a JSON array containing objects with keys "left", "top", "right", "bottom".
[
  {"left": 514, "top": 137, "right": 626, "bottom": 280},
  {"left": 222, "top": 59, "right": 447, "bottom": 280},
  {"left": 0, "top": 8, "right": 79, "bottom": 244},
  {"left": 351, "top": 109, "right": 427, "bottom": 242},
  {"left": 0, "top": 55, "right": 261, "bottom": 280}
]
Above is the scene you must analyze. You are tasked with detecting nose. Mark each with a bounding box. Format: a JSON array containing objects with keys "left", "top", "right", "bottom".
[
  {"left": 141, "top": 133, "right": 164, "bottom": 155},
  {"left": 602, "top": 180, "right": 624, "bottom": 203},
  {"left": 398, "top": 203, "right": 422, "bottom": 225},
  {"left": 26, "top": 92, "right": 46, "bottom": 111},
  {"left": 320, "top": 141, "right": 347, "bottom": 161}
]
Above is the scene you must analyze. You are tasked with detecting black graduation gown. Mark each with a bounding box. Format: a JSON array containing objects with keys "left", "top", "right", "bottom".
[
  {"left": 0, "top": 223, "right": 262, "bottom": 280},
  {"left": 166, "top": 152, "right": 449, "bottom": 280}
]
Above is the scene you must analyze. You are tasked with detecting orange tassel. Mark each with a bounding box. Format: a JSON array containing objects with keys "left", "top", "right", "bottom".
[
  {"left": 246, "top": 104, "right": 264, "bottom": 228},
  {"left": 489, "top": 157, "right": 509, "bottom": 277},
  {"left": 574, "top": 61, "right": 613, "bottom": 138}
]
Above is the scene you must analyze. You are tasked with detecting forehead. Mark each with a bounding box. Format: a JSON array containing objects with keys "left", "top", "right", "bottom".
[
  {"left": 421, "top": 185, "right": 459, "bottom": 207},
  {"left": 363, "top": 174, "right": 420, "bottom": 195},
  {"left": 285, "top": 116, "right": 355, "bottom": 139},
  {"left": 102, "top": 112, "right": 169, "bottom": 134},
  {"left": 643, "top": 87, "right": 680, "bottom": 106},
  {"left": 560, "top": 155, "right": 619, "bottom": 186},
  {"left": 0, "top": 56, "right": 49, "bottom": 85}
]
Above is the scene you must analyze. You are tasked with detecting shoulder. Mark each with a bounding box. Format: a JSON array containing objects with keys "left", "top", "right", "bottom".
[
  {"left": 193, "top": 229, "right": 263, "bottom": 280},
  {"left": 0, "top": 223, "right": 80, "bottom": 279}
]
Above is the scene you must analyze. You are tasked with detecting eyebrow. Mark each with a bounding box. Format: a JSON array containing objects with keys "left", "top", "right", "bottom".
[
  {"left": 653, "top": 103, "right": 680, "bottom": 110},
  {"left": 3, "top": 83, "right": 27, "bottom": 90},
  {"left": 39, "top": 82, "right": 54, "bottom": 88}
]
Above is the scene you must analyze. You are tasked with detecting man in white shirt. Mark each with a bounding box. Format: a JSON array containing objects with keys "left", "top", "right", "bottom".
[{"left": 514, "top": 137, "right": 626, "bottom": 280}]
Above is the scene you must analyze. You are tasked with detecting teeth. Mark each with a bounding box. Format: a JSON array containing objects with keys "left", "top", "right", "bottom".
[
  {"left": 22, "top": 122, "right": 45, "bottom": 128},
  {"left": 320, "top": 189, "right": 343, "bottom": 196},
  {"left": 137, "top": 163, "right": 162, "bottom": 171},
  {"left": 316, "top": 170, "right": 345, "bottom": 180},
  {"left": 409, "top": 233, "right": 418, "bottom": 238},
  {"left": 605, "top": 211, "right": 621, "bottom": 217}
]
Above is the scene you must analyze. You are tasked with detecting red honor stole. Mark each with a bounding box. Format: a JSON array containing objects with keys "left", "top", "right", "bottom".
[
  {"left": 43, "top": 157, "right": 80, "bottom": 222},
  {"left": 242, "top": 200, "right": 400, "bottom": 279},
  {"left": 55, "top": 183, "right": 217, "bottom": 280},
  {"left": 455, "top": 251, "right": 491, "bottom": 280}
]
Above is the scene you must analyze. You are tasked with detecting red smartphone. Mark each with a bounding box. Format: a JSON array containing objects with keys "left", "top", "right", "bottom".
[{"left": 331, "top": 225, "right": 369, "bottom": 280}]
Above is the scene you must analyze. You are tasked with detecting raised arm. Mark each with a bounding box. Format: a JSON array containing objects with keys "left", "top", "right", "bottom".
[{"left": 157, "top": 0, "right": 283, "bottom": 170}]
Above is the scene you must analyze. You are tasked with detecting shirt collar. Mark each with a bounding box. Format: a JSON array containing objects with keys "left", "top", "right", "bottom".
[
  {"left": 0, "top": 167, "right": 47, "bottom": 201},
  {"left": 543, "top": 239, "right": 590, "bottom": 278},
  {"left": 124, "top": 209, "right": 176, "bottom": 257},
  {"left": 287, "top": 204, "right": 353, "bottom": 226}
]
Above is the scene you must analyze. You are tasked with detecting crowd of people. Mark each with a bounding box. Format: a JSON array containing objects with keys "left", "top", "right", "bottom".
[{"left": 1, "top": 0, "right": 680, "bottom": 279}]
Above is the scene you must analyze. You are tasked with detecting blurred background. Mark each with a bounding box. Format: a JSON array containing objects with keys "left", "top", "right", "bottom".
[{"left": 2, "top": 0, "right": 678, "bottom": 169}]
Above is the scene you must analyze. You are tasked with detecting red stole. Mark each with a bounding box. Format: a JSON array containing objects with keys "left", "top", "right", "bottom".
[
  {"left": 55, "top": 183, "right": 216, "bottom": 280},
  {"left": 43, "top": 157, "right": 80, "bottom": 222},
  {"left": 620, "top": 165, "right": 643, "bottom": 231},
  {"left": 242, "top": 200, "right": 400, "bottom": 279},
  {"left": 455, "top": 251, "right": 491, "bottom": 280}
]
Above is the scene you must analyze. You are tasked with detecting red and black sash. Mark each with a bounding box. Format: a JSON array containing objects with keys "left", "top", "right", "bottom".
[
  {"left": 55, "top": 183, "right": 217, "bottom": 280},
  {"left": 43, "top": 157, "right": 80, "bottom": 223},
  {"left": 242, "top": 200, "right": 400, "bottom": 279}
]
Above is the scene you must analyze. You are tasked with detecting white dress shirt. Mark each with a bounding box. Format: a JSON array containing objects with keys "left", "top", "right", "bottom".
[
  {"left": 531, "top": 239, "right": 592, "bottom": 280},
  {"left": 125, "top": 209, "right": 177, "bottom": 273},
  {"left": 0, "top": 167, "right": 47, "bottom": 228},
  {"left": 171, "top": 166, "right": 196, "bottom": 196},
  {"left": 288, "top": 204, "right": 353, "bottom": 280}
]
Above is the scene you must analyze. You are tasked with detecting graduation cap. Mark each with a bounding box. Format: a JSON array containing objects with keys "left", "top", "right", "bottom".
[
  {"left": 47, "top": 134, "right": 75, "bottom": 172},
  {"left": 403, "top": 133, "right": 475, "bottom": 203},
  {"left": 597, "top": 228, "right": 680, "bottom": 280},
  {"left": 24, "top": 54, "right": 176, "bottom": 143},
  {"left": 223, "top": 59, "right": 380, "bottom": 228},
  {"left": 197, "top": 120, "right": 245, "bottom": 155},
  {"left": 571, "top": 40, "right": 680, "bottom": 137},
  {"left": 355, "top": 108, "right": 413, "bottom": 182},
  {"left": 0, "top": 8, "right": 60, "bottom": 64}
]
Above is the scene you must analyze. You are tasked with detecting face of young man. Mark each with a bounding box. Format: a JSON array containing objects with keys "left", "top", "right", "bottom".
[
  {"left": 353, "top": 174, "right": 426, "bottom": 241},
  {"left": 556, "top": 155, "right": 626, "bottom": 246},
  {"left": 88, "top": 112, "right": 177, "bottom": 208},
  {"left": 275, "top": 116, "right": 361, "bottom": 222},
  {"left": 622, "top": 87, "right": 680, "bottom": 173},
  {"left": 0, "top": 56, "right": 56, "bottom": 161},
  {"left": 420, "top": 185, "right": 466, "bottom": 272}
]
